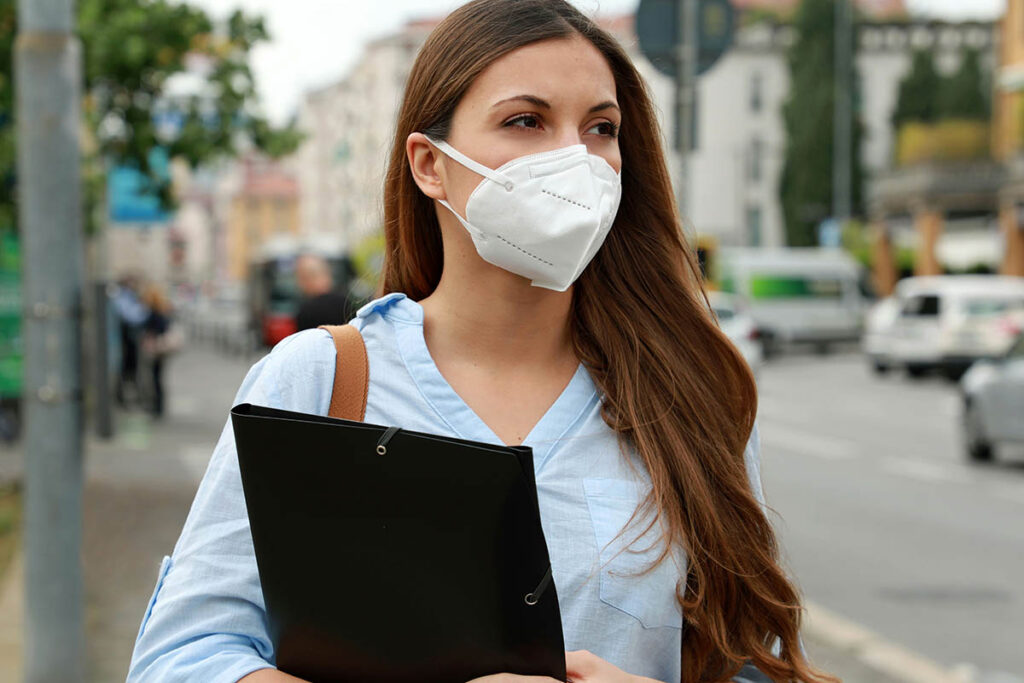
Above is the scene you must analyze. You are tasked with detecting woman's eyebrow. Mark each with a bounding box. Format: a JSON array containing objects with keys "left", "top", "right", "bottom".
[
  {"left": 490, "top": 95, "right": 620, "bottom": 115},
  {"left": 491, "top": 94, "right": 551, "bottom": 110},
  {"left": 588, "top": 100, "right": 620, "bottom": 114}
]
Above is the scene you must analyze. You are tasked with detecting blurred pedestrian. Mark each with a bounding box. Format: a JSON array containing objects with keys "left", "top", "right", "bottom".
[
  {"left": 293, "top": 253, "right": 352, "bottom": 331},
  {"left": 129, "top": 2, "right": 836, "bottom": 682},
  {"left": 112, "top": 276, "right": 147, "bottom": 407},
  {"left": 140, "top": 284, "right": 180, "bottom": 418}
]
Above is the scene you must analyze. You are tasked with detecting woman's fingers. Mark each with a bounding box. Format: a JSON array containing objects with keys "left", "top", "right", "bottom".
[
  {"left": 565, "top": 649, "right": 603, "bottom": 678},
  {"left": 466, "top": 675, "right": 564, "bottom": 683},
  {"left": 566, "top": 650, "right": 650, "bottom": 683}
]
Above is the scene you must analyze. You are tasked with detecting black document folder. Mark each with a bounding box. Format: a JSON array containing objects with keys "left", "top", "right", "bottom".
[{"left": 230, "top": 403, "right": 566, "bottom": 683}]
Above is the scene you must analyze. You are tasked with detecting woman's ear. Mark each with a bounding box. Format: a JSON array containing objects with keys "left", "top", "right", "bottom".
[{"left": 407, "top": 132, "right": 447, "bottom": 200}]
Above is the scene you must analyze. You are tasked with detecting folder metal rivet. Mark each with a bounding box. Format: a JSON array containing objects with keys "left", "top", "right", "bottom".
[{"left": 376, "top": 426, "right": 401, "bottom": 456}]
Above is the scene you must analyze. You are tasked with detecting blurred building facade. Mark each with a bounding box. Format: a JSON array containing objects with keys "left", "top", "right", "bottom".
[
  {"left": 614, "top": 10, "right": 994, "bottom": 253},
  {"left": 107, "top": 224, "right": 173, "bottom": 284},
  {"left": 168, "top": 163, "right": 219, "bottom": 290},
  {"left": 295, "top": 19, "right": 439, "bottom": 251},
  {"left": 868, "top": 0, "right": 1024, "bottom": 295},
  {"left": 293, "top": 3, "right": 1001, "bottom": 267},
  {"left": 222, "top": 155, "right": 301, "bottom": 282},
  {"left": 994, "top": 0, "right": 1024, "bottom": 279}
]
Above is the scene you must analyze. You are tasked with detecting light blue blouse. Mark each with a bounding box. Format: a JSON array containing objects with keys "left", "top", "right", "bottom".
[{"left": 127, "top": 292, "right": 765, "bottom": 683}]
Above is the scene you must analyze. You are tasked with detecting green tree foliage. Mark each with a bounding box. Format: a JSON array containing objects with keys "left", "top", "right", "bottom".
[
  {"left": 0, "top": 0, "right": 302, "bottom": 234},
  {"left": 938, "top": 47, "right": 989, "bottom": 120},
  {"left": 892, "top": 47, "right": 990, "bottom": 128},
  {"left": 891, "top": 49, "right": 942, "bottom": 128},
  {"left": 779, "top": 0, "right": 864, "bottom": 246}
]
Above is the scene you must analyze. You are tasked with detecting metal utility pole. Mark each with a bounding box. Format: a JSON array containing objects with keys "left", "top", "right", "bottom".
[
  {"left": 833, "top": 0, "right": 853, "bottom": 224},
  {"left": 675, "top": 0, "right": 699, "bottom": 223},
  {"left": 15, "top": 0, "right": 86, "bottom": 679}
]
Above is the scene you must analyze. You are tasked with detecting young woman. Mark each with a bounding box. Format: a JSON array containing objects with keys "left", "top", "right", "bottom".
[
  {"left": 140, "top": 283, "right": 175, "bottom": 418},
  {"left": 129, "top": 1, "right": 836, "bottom": 682}
]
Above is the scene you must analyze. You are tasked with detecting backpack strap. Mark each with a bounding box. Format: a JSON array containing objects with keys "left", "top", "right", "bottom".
[{"left": 318, "top": 324, "right": 369, "bottom": 422}]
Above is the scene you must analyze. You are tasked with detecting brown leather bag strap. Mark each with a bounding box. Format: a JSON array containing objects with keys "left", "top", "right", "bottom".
[{"left": 318, "top": 324, "right": 369, "bottom": 422}]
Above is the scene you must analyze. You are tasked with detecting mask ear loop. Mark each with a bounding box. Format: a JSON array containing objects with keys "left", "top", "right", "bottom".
[
  {"left": 435, "top": 197, "right": 487, "bottom": 242},
  {"left": 424, "top": 136, "right": 516, "bottom": 192}
]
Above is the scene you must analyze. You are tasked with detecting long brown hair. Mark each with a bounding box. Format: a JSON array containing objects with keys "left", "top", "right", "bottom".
[{"left": 381, "top": 2, "right": 836, "bottom": 681}]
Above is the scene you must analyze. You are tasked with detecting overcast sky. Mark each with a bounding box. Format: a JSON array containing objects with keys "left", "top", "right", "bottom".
[{"left": 184, "top": 0, "right": 1006, "bottom": 124}]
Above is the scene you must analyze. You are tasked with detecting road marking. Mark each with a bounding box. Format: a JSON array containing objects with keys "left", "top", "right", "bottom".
[
  {"left": 759, "top": 422, "right": 861, "bottom": 460},
  {"left": 883, "top": 458, "right": 971, "bottom": 485},
  {"left": 804, "top": 601, "right": 972, "bottom": 683}
]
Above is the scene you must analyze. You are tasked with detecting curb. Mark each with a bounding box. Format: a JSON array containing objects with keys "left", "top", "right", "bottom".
[{"left": 804, "top": 601, "right": 970, "bottom": 683}]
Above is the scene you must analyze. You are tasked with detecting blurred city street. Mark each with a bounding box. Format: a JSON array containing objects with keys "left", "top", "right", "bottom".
[
  {"left": 0, "top": 342, "right": 255, "bottom": 682},
  {"left": 757, "top": 350, "right": 1024, "bottom": 682},
  {"left": 78, "top": 345, "right": 254, "bottom": 682},
  {"left": 4, "top": 0, "right": 1024, "bottom": 680},
  {"left": 5, "top": 340, "right": 1022, "bottom": 682}
]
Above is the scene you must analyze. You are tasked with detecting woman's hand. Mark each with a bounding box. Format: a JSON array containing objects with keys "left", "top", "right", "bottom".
[
  {"left": 468, "top": 676, "right": 563, "bottom": 683},
  {"left": 565, "top": 650, "right": 663, "bottom": 683},
  {"left": 237, "top": 669, "right": 310, "bottom": 682},
  {"left": 239, "top": 654, "right": 652, "bottom": 683}
]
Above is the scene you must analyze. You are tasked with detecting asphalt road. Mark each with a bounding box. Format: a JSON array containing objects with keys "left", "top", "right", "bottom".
[{"left": 756, "top": 350, "right": 1024, "bottom": 682}]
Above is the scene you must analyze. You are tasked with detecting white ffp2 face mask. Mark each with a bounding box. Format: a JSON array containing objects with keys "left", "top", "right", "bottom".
[{"left": 426, "top": 136, "right": 622, "bottom": 292}]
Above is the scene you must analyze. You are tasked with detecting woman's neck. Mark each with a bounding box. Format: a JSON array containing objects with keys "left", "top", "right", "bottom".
[{"left": 417, "top": 270, "right": 576, "bottom": 373}]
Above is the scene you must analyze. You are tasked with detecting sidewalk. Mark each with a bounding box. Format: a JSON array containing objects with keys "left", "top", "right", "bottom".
[
  {"left": 0, "top": 343, "right": 936, "bottom": 683},
  {"left": 0, "top": 343, "right": 256, "bottom": 682}
]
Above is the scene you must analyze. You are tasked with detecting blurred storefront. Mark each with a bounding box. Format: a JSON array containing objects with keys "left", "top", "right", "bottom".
[
  {"left": 994, "top": 0, "right": 1024, "bottom": 279},
  {"left": 869, "top": 1, "right": 1024, "bottom": 294},
  {"left": 105, "top": 148, "right": 175, "bottom": 284},
  {"left": 223, "top": 155, "right": 301, "bottom": 283}
]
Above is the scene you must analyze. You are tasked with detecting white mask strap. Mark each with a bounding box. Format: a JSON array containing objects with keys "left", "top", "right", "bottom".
[
  {"left": 425, "top": 136, "right": 515, "bottom": 191},
  {"left": 436, "top": 197, "right": 484, "bottom": 240}
]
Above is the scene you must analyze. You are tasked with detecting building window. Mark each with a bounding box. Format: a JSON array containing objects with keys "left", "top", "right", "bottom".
[
  {"left": 746, "top": 205, "right": 763, "bottom": 247},
  {"left": 750, "top": 72, "right": 763, "bottom": 113},
  {"left": 748, "top": 137, "right": 763, "bottom": 183}
]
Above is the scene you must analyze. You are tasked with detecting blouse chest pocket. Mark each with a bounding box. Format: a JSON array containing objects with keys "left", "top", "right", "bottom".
[{"left": 583, "top": 478, "right": 685, "bottom": 630}]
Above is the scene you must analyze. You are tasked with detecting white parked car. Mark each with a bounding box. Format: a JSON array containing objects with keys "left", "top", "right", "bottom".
[
  {"left": 864, "top": 275, "right": 1024, "bottom": 379},
  {"left": 862, "top": 296, "right": 901, "bottom": 370},
  {"left": 960, "top": 332, "right": 1024, "bottom": 462},
  {"left": 709, "top": 291, "right": 764, "bottom": 375}
]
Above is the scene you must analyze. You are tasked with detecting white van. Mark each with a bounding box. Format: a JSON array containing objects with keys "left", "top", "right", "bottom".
[
  {"left": 863, "top": 275, "right": 1024, "bottom": 379},
  {"left": 715, "top": 248, "right": 865, "bottom": 354}
]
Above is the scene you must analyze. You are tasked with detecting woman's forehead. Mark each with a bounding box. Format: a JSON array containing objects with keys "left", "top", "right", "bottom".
[{"left": 462, "top": 36, "right": 617, "bottom": 111}]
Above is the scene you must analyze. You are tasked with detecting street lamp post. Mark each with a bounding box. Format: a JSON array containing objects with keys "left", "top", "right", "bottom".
[
  {"left": 14, "top": 0, "right": 87, "bottom": 679},
  {"left": 833, "top": 0, "right": 853, "bottom": 225},
  {"left": 675, "top": 0, "right": 699, "bottom": 225}
]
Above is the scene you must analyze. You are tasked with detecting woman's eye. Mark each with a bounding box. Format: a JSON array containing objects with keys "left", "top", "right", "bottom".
[
  {"left": 504, "top": 114, "right": 542, "bottom": 130},
  {"left": 587, "top": 121, "right": 620, "bottom": 138}
]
